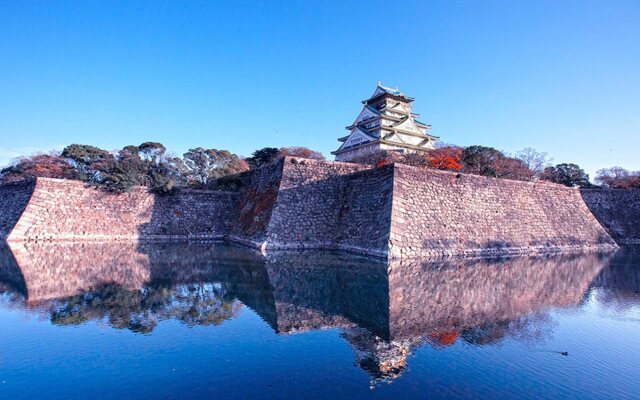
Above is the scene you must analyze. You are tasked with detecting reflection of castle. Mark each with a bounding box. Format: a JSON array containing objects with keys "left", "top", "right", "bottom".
[{"left": 0, "top": 242, "right": 617, "bottom": 384}]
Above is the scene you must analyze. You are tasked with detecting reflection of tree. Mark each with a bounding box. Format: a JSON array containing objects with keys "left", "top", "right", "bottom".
[
  {"left": 461, "top": 313, "right": 555, "bottom": 346},
  {"left": 48, "top": 282, "right": 239, "bottom": 333}
]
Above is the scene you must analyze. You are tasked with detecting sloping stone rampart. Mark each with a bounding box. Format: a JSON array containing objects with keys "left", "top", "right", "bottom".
[
  {"left": 389, "top": 164, "right": 617, "bottom": 258},
  {"left": 0, "top": 158, "right": 625, "bottom": 258},
  {"left": 263, "top": 159, "right": 391, "bottom": 256},
  {"left": 3, "top": 177, "right": 238, "bottom": 241},
  {"left": 580, "top": 189, "right": 640, "bottom": 244}
]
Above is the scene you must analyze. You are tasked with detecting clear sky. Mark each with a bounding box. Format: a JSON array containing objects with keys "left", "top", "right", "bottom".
[{"left": 1, "top": 0, "right": 639, "bottom": 178}]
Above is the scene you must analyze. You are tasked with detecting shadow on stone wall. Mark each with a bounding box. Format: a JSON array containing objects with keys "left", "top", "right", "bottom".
[
  {"left": 136, "top": 190, "right": 240, "bottom": 240},
  {"left": 581, "top": 189, "right": 640, "bottom": 244},
  {"left": 0, "top": 179, "right": 36, "bottom": 240}
]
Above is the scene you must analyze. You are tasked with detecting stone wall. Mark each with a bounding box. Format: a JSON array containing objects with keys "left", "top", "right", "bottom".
[
  {"left": 227, "top": 157, "right": 391, "bottom": 256},
  {"left": 3, "top": 177, "right": 238, "bottom": 241},
  {"left": 0, "top": 158, "right": 624, "bottom": 258},
  {"left": 581, "top": 189, "right": 640, "bottom": 244},
  {"left": 389, "top": 164, "right": 617, "bottom": 258},
  {"left": 267, "top": 158, "right": 365, "bottom": 249},
  {"left": 256, "top": 160, "right": 617, "bottom": 258},
  {"left": 263, "top": 158, "right": 390, "bottom": 255},
  {"left": 229, "top": 159, "right": 285, "bottom": 246},
  {"left": 334, "top": 166, "right": 395, "bottom": 256}
]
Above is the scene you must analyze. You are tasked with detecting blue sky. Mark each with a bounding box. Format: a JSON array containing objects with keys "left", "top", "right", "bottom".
[{"left": 1, "top": 0, "right": 638, "bottom": 177}]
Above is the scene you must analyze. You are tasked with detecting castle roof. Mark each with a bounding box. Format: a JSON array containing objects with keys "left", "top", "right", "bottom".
[{"left": 362, "top": 83, "right": 415, "bottom": 104}]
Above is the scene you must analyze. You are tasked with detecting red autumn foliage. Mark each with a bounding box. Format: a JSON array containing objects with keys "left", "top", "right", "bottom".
[
  {"left": 430, "top": 330, "right": 460, "bottom": 347},
  {"left": 426, "top": 146, "right": 463, "bottom": 171},
  {"left": 595, "top": 167, "right": 640, "bottom": 188},
  {"left": 0, "top": 154, "right": 81, "bottom": 183}
]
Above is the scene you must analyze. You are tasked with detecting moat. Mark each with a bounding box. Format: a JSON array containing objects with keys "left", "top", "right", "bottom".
[{"left": 1, "top": 242, "right": 639, "bottom": 399}]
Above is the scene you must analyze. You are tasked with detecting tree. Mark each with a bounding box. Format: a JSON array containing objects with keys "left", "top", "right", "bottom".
[
  {"left": 399, "top": 152, "right": 431, "bottom": 167},
  {"left": 492, "top": 156, "right": 533, "bottom": 181},
  {"left": 459, "top": 146, "right": 537, "bottom": 181},
  {"left": 133, "top": 143, "right": 186, "bottom": 193},
  {"left": 148, "top": 155, "right": 187, "bottom": 194},
  {"left": 542, "top": 163, "right": 592, "bottom": 187},
  {"left": 61, "top": 144, "right": 117, "bottom": 183},
  {"left": 60, "top": 142, "right": 182, "bottom": 193},
  {"left": 516, "top": 148, "right": 552, "bottom": 179},
  {"left": 276, "top": 146, "right": 325, "bottom": 160},
  {"left": 0, "top": 153, "right": 80, "bottom": 183},
  {"left": 348, "top": 150, "right": 404, "bottom": 167},
  {"left": 138, "top": 142, "right": 166, "bottom": 163},
  {"left": 246, "top": 147, "right": 280, "bottom": 169},
  {"left": 183, "top": 148, "right": 249, "bottom": 187},
  {"left": 461, "top": 146, "right": 505, "bottom": 177},
  {"left": 426, "top": 146, "right": 463, "bottom": 171},
  {"left": 111, "top": 145, "right": 150, "bottom": 188},
  {"left": 595, "top": 167, "right": 640, "bottom": 188}
]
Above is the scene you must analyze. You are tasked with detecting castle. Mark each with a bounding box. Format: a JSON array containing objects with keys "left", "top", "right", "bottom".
[{"left": 332, "top": 83, "right": 438, "bottom": 162}]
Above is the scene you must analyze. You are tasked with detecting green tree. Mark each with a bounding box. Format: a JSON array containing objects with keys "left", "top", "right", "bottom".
[
  {"left": 461, "top": 146, "right": 504, "bottom": 177},
  {"left": 183, "top": 148, "right": 248, "bottom": 187},
  {"left": 61, "top": 144, "right": 116, "bottom": 183},
  {"left": 138, "top": 142, "right": 167, "bottom": 163},
  {"left": 148, "top": 155, "right": 186, "bottom": 194},
  {"left": 247, "top": 147, "right": 279, "bottom": 169},
  {"left": 542, "top": 163, "right": 592, "bottom": 187}
]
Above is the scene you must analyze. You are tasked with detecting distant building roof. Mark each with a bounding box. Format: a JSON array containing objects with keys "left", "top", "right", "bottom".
[
  {"left": 377, "top": 83, "right": 404, "bottom": 96},
  {"left": 362, "top": 82, "right": 415, "bottom": 103}
]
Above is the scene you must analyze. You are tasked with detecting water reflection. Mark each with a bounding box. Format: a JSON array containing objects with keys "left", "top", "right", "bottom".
[{"left": 0, "top": 241, "right": 631, "bottom": 385}]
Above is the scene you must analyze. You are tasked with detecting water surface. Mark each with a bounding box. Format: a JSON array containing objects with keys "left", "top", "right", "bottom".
[{"left": 0, "top": 242, "right": 639, "bottom": 399}]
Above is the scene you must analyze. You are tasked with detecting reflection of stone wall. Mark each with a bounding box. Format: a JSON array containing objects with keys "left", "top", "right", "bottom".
[
  {"left": 4, "top": 241, "right": 270, "bottom": 304},
  {"left": 581, "top": 189, "right": 640, "bottom": 244},
  {"left": 262, "top": 250, "right": 609, "bottom": 385},
  {"left": 591, "top": 246, "right": 640, "bottom": 308},
  {"left": 8, "top": 241, "right": 151, "bottom": 302},
  {"left": 0, "top": 242, "right": 615, "bottom": 384},
  {"left": 4, "top": 178, "right": 238, "bottom": 241},
  {"left": 264, "top": 252, "right": 389, "bottom": 336},
  {"left": 386, "top": 253, "right": 609, "bottom": 340}
]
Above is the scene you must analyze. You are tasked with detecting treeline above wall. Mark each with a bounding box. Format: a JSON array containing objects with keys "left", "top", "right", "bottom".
[
  {"left": 0, "top": 143, "right": 324, "bottom": 194},
  {"left": 1, "top": 142, "right": 638, "bottom": 193}
]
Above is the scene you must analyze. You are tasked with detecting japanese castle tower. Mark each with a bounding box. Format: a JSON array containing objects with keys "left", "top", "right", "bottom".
[{"left": 332, "top": 83, "right": 438, "bottom": 162}]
